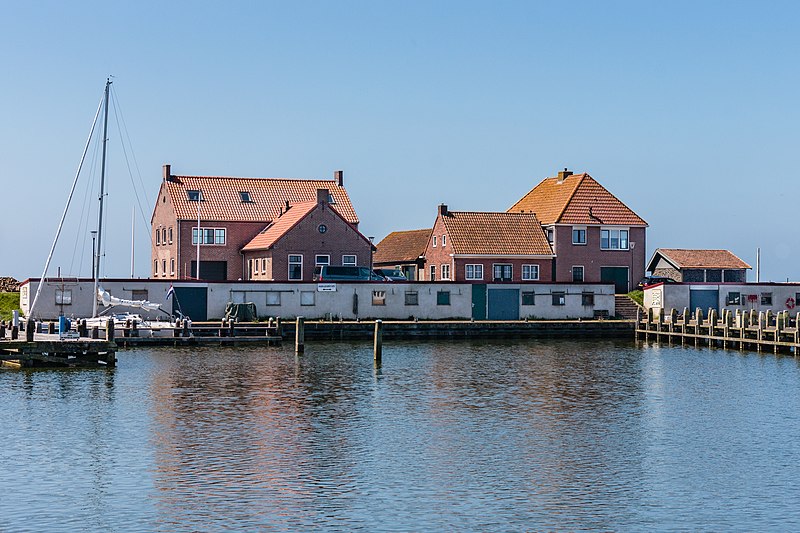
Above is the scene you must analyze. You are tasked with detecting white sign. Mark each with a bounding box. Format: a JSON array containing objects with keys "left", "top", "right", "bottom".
[
  {"left": 317, "top": 283, "right": 337, "bottom": 292},
  {"left": 652, "top": 289, "right": 663, "bottom": 308}
]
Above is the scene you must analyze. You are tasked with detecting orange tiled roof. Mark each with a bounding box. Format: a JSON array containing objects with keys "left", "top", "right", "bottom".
[
  {"left": 442, "top": 211, "right": 553, "bottom": 256},
  {"left": 166, "top": 175, "right": 358, "bottom": 224},
  {"left": 374, "top": 229, "right": 431, "bottom": 264},
  {"left": 508, "top": 173, "right": 646, "bottom": 226},
  {"left": 241, "top": 201, "right": 318, "bottom": 251},
  {"left": 655, "top": 249, "right": 752, "bottom": 270}
]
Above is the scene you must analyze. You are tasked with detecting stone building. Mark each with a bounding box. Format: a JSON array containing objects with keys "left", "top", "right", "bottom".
[{"left": 646, "top": 248, "right": 751, "bottom": 283}]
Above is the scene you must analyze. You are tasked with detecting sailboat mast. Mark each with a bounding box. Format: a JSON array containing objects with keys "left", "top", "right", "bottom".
[{"left": 92, "top": 78, "right": 111, "bottom": 317}]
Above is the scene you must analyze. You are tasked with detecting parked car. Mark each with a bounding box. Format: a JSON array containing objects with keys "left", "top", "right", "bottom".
[
  {"left": 637, "top": 276, "right": 675, "bottom": 289},
  {"left": 373, "top": 268, "right": 408, "bottom": 281},
  {"left": 313, "top": 265, "right": 384, "bottom": 281}
]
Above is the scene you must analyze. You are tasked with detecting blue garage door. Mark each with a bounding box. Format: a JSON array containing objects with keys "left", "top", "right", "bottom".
[
  {"left": 689, "top": 289, "right": 719, "bottom": 315},
  {"left": 488, "top": 289, "right": 520, "bottom": 320}
]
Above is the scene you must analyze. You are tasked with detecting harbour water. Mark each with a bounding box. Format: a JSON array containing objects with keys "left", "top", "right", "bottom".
[{"left": 2, "top": 339, "right": 800, "bottom": 531}]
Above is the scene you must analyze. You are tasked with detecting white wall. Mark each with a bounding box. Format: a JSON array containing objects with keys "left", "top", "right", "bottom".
[{"left": 644, "top": 282, "right": 800, "bottom": 316}]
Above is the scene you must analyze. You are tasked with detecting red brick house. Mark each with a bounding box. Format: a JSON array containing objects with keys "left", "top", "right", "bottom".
[
  {"left": 150, "top": 165, "right": 359, "bottom": 280},
  {"left": 373, "top": 229, "right": 431, "bottom": 281},
  {"left": 241, "top": 189, "right": 374, "bottom": 281},
  {"left": 424, "top": 204, "right": 554, "bottom": 282},
  {"left": 508, "top": 169, "right": 647, "bottom": 292}
]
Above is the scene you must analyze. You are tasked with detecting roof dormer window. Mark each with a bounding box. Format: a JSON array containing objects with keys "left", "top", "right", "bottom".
[
  {"left": 187, "top": 190, "right": 203, "bottom": 202},
  {"left": 328, "top": 193, "right": 336, "bottom": 204},
  {"left": 239, "top": 191, "right": 252, "bottom": 203}
]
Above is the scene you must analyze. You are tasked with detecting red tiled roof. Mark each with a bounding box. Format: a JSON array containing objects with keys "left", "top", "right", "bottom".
[
  {"left": 508, "top": 173, "right": 646, "bottom": 226},
  {"left": 442, "top": 211, "right": 553, "bottom": 256},
  {"left": 165, "top": 175, "right": 358, "bottom": 224},
  {"left": 241, "top": 201, "right": 318, "bottom": 251},
  {"left": 374, "top": 229, "right": 431, "bottom": 264},
  {"left": 654, "top": 249, "right": 752, "bottom": 270}
]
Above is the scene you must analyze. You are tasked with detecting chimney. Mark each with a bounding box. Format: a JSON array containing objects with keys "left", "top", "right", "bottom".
[
  {"left": 557, "top": 167, "right": 573, "bottom": 183},
  {"left": 438, "top": 204, "right": 448, "bottom": 217},
  {"left": 162, "top": 164, "right": 171, "bottom": 182},
  {"left": 317, "top": 188, "right": 330, "bottom": 204},
  {"left": 285, "top": 200, "right": 290, "bottom": 212},
  {"left": 334, "top": 170, "right": 343, "bottom": 186}
]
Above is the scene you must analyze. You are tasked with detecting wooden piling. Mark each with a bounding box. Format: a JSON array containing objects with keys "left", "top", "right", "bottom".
[
  {"left": 374, "top": 320, "right": 383, "bottom": 364},
  {"left": 295, "top": 316, "right": 305, "bottom": 354},
  {"left": 26, "top": 319, "right": 35, "bottom": 342},
  {"left": 106, "top": 319, "right": 115, "bottom": 342}
]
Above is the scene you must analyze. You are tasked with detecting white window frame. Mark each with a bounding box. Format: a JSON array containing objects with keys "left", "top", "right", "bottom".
[
  {"left": 288, "top": 254, "right": 303, "bottom": 280},
  {"left": 522, "top": 264, "right": 539, "bottom": 281},
  {"left": 442, "top": 235, "right": 447, "bottom": 247},
  {"left": 192, "top": 226, "right": 226, "bottom": 245},
  {"left": 600, "top": 227, "right": 629, "bottom": 250},
  {"left": 170, "top": 258, "right": 175, "bottom": 276},
  {"left": 432, "top": 235, "right": 437, "bottom": 247},
  {"left": 493, "top": 264, "right": 512, "bottom": 282},
  {"left": 156, "top": 228, "right": 161, "bottom": 246},
  {"left": 430, "top": 265, "right": 436, "bottom": 281},
  {"left": 465, "top": 264, "right": 484, "bottom": 280},
  {"left": 316, "top": 255, "right": 330, "bottom": 266},
  {"left": 55, "top": 289, "right": 72, "bottom": 305},
  {"left": 572, "top": 227, "right": 587, "bottom": 245},
  {"left": 342, "top": 255, "right": 357, "bottom": 266},
  {"left": 441, "top": 263, "right": 451, "bottom": 280}
]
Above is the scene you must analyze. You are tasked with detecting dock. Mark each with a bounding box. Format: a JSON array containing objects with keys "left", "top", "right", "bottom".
[{"left": 635, "top": 307, "right": 800, "bottom": 355}]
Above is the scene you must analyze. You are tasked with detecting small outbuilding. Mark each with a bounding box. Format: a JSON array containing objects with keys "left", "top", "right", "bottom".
[
  {"left": 646, "top": 248, "right": 751, "bottom": 283},
  {"left": 373, "top": 229, "right": 431, "bottom": 281}
]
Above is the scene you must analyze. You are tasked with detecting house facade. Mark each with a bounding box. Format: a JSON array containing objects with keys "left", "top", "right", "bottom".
[
  {"left": 373, "top": 229, "right": 431, "bottom": 281},
  {"left": 150, "top": 165, "right": 359, "bottom": 281},
  {"left": 646, "top": 248, "right": 750, "bottom": 283},
  {"left": 241, "top": 189, "right": 374, "bottom": 282},
  {"left": 423, "top": 204, "right": 554, "bottom": 283},
  {"left": 508, "top": 169, "right": 647, "bottom": 293}
]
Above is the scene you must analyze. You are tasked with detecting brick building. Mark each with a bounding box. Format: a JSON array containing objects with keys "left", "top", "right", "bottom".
[
  {"left": 423, "top": 204, "right": 554, "bottom": 282},
  {"left": 241, "top": 189, "right": 374, "bottom": 281},
  {"left": 373, "top": 229, "right": 431, "bottom": 281},
  {"left": 646, "top": 248, "right": 751, "bottom": 283},
  {"left": 508, "top": 169, "right": 647, "bottom": 293},
  {"left": 150, "top": 165, "right": 359, "bottom": 281}
]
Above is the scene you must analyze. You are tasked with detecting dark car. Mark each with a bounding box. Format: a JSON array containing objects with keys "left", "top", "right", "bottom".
[
  {"left": 638, "top": 276, "right": 675, "bottom": 289},
  {"left": 313, "top": 265, "right": 384, "bottom": 281},
  {"left": 373, "top": 268, "right": 408, "bottom": 281}
]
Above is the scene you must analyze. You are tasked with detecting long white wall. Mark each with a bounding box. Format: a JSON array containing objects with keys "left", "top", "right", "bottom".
[
  {"left": 19, "top": 279, "right": 615, "bottom": 321},
  {"left": 644, "top": 282, "right": 800, "bottom": 316}
]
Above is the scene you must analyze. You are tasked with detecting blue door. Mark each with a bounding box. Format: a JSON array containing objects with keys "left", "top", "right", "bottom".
[
  {"left": 488, "top": 289, "right": 520, "bottom": 320},
  {"left": 689, "top": 289, "right": 719, "bottom": 315}
]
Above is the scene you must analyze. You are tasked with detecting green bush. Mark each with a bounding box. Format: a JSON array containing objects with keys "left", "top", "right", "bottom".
[
  {"left": 627, "top": 290, "right": 644, "bottom": 307},
  {"left": 0, "top": 292, "right": 21, "bottom": 321}
]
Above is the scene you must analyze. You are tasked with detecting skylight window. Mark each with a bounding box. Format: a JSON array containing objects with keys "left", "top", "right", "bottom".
[
  {"left": 239, "top": 191, "right": 252, "bottom": 203},
  {"left": 187, "top": 190, "right": 203, "bottom": 202}
]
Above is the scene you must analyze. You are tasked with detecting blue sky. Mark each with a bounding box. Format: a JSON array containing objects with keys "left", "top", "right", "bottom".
[{"left": 2, "top": 1, "right": 798, "bottom": 281}]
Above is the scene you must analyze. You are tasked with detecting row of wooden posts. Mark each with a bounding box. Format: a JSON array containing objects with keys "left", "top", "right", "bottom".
[
  {"left": 293, "top": 317, "right": 383, "bottom": 364},
  {"left": 636, "top": 306, "right": 800, "bottom": 354}
]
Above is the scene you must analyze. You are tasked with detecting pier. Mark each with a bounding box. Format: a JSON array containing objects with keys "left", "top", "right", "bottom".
[{"left": 635, "top": 307, "right": 800, "bottom": 355}]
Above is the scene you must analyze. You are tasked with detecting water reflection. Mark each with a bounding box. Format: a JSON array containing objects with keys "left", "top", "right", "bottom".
[{"left": 2, "top": 340, "right": 800, "bottom": 531}]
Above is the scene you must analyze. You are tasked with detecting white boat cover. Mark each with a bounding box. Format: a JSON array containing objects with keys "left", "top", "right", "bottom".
[{"left": 97, "top": 286, "right": 162, "bottom": 312}]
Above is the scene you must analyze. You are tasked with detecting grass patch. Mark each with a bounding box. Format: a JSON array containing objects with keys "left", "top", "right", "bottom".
[
  {"left": 627, "top": 290, "right": 644, "bottom": 307},
  {"left": 0, "top": 292, "right": 20, "bottom": 321}
]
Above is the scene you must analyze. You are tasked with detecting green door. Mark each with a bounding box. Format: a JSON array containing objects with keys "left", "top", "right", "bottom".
[
  {"left": 472, "top": 284, "right": 487, "bottom": 320},
  {"left": 600, "top": 267, "right": 629, "bottom": 294},
  {"left": 172, "top": 286, "right": 208, "bottom": 321}
]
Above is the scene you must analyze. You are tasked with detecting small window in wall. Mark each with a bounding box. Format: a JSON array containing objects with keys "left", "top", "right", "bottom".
[
  {"left": 300, "top": 291, "right": 315, "bottom": 306},
  {"left": 522, "top": 265, "right": 539, "bottom": 281},
  {"left": 726, "top": 292, "right": 741, "bottom": 305},
  {"left": 430, "top": 265, "right": 436, "bottom": 281},
  {"left": 552, "top": 292, "right": 566, "bottom": 306},
  {"left": 572, "top": 266, "right": 584, "bottom": 283},
  {"left": 170, "top": 259, "right": 175, "bottom": 276},
  {"left": 547, "top": 228, "right": 554, "bottom": 245},
  {"left": 442, "top": 235, "right": 447, "bottom": 247},
  {"left": 316, "top": 255, "right": 330, "bottom": 265},
  {"left": 162, "top": 260, "right": 167, "bottom": 277},
  {"left": 493, "top": 264, "right": 512, "bottom": 282},
  {"left": 55, "top": 289, "right": 72, "bottom": 305},
  {"left": 581, "top": 292, "right": 594, "bottom": 306},
  {"left": 168, "top": 227, "right": 173, "bottom": 244},
  {"left": 432, "top": 235, "right": 437, "bottom": 247},
  {"left": 465, "top": 264, "right": 483, "bottom": 280},
  {"left": 437, "top": 290, "right": 450, "bottom": 305},
  {"left": 261, "top": 258, "right": 267, "bottom": 274},
  {"left": 342, "top": 255, "right": 356, "bottom": 266},
  {"left": 266, "top": 292, "right": 281, "bottom": 306},
  {"left": 522, "top": 291, "right": 535, "bottom": 305},
  {"left": 239, "top": 191, "right": 252, "bottom": 203},
  {"left": 601, "top": 228, "right": 629, "bottom": 250},
  {"left": 288, "top": 255, "right": 303, "bottom": 280},
  {"left": 761, "top": 293, "right": 773, "bottom": 306},
  {"left": 131, "top": 290, "right": 148, "bottom": 301},
  {"left": 162, "top": 228, "right": 167, "bottom": 244},
  {"left": 372, "top": 290, "right": 386, "bottom": 306},
  {"left": 441, "top": 264, "right": 451, "bottom": 280},
  {"left": 405, "top": 291, "right": 419, "bottom": 305},
  {"left": 156, "top": 229, "right": 161, "bottom": 245},
  {"left": 572, "top": 228, "right": 586, "bottom": 245},
  {"left": 154, "top": 259, "right": 158, "bottom": 275}
]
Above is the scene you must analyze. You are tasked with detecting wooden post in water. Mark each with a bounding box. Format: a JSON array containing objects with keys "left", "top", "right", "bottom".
[
  {"left": 295, "top": 316, "right": 305, "bottom": 354},
  {"left": 229, "top": 319, "right": 236, "bottom": 338},
  {"left": 0, "top": 322, "right": 5, "bottom": 339},
  {"left": 26, "top": 319, "right": 35, "bottom": 342},
  {"left": 276, "top": 317, "right": 283, "bottom": 337},
  {"left": 106, "top": 319, "right": 115, "bottom": 342},
  {"left": 11, "top": 325, "right": 19, "bottom": 340},
  {"left": 374, "top": 320, "right": 383, "bottom": 364}
]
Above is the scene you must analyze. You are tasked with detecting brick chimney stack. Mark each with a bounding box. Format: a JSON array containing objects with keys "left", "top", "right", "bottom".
[
  {"left": 317, "top": 188, "right": 330, "bottom": 204},
  {"left": 334, "top": 170, "right": 343, "bottom": 186},
  {"left": 438, "top": 204, "right": 448, "bottom": 217},
  {"left": 557, "top": 168, "right": 573, "bottom": 183},
  {"left": 163, "top": 164, "right": 171, "bottom": 182}
]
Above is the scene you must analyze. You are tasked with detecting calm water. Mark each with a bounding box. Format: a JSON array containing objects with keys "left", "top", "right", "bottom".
[{"left": 2, "top": 339, "right": 800, "bottom": 532}]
